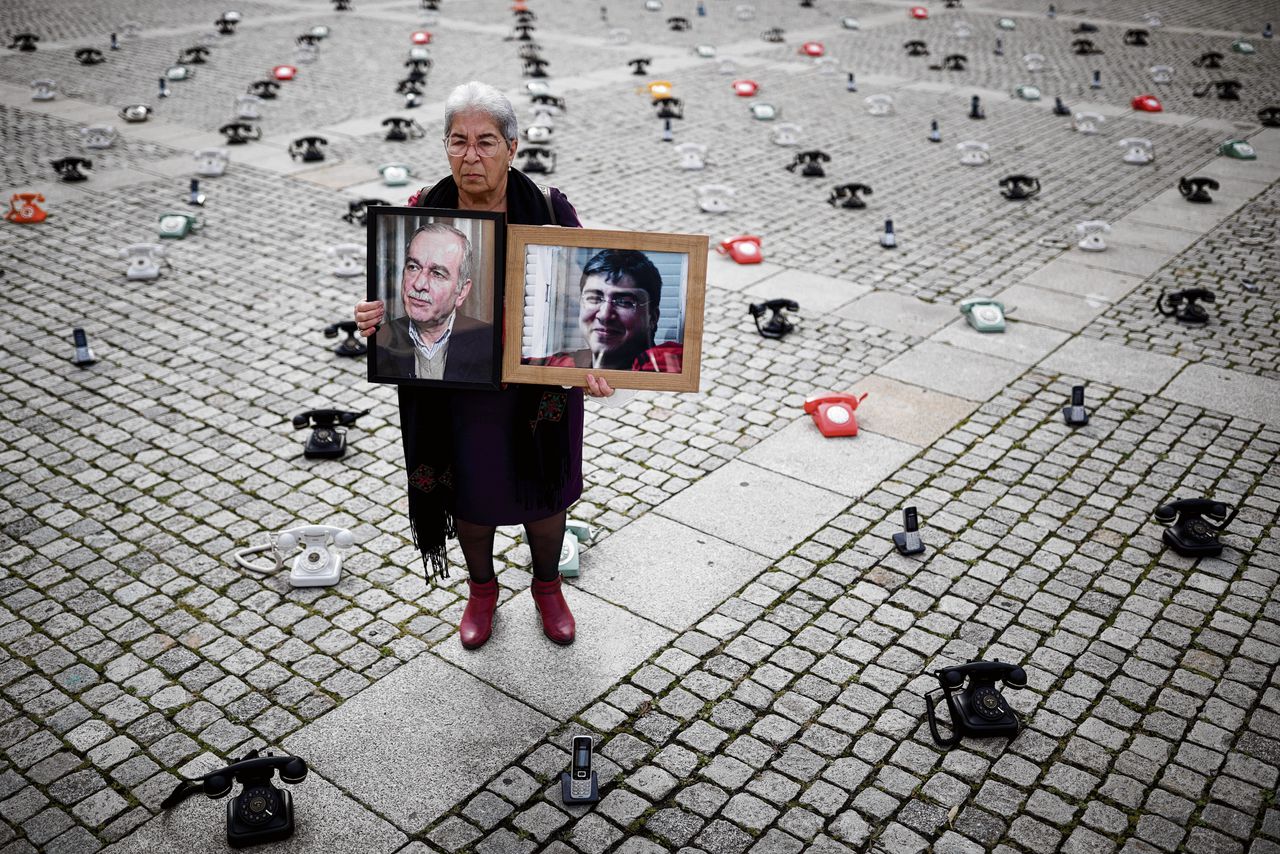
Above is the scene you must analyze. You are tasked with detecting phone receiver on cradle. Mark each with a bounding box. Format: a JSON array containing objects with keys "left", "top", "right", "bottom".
[
  {"left": 804, "top": 392, "right": 868, "bottom": 437},
  {"left": 1157, "top": 288, "right": 1213, "bottom": 324},
  {"left": 926, "top": 660, "right": 1026, "bottom": 748},
  {"left": 1154, "top": 499, "right": 1237, "bottom": 557},
  {"left": 555, "top": 520, "right": 592, "bottom": 577},
  {"left": 717, "top": 234, "right": 762, "bottom": 264},
  {"left": 324, "top": 320, "right": 367, "bottom": 357},
  {"left": 292, "top": 409, "right": 369, "bottom": 459},
  {"left": 235, "top": 524, "right": 355, "bottom": 587},
  {"left": 161, "top": 750, "right": 308, "bottom": 849},
  {"left": 748, "top": 298, "right": 797, "bottom": 339}
]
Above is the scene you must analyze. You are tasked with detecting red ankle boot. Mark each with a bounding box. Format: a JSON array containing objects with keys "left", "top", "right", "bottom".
[
  {"left": 530, "top": 576, "right": 575, "bottom": 645},
  {"left": 459, "top": 578, "right": 499, "bottom": 649}
]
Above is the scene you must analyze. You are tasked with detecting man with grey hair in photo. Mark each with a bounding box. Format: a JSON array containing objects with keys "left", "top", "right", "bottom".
[{"left": 375, "top": 221, "right": 494, "bottom": 383}]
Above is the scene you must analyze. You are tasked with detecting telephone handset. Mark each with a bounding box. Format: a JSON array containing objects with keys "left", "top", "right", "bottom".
[
  {"left": 161, "top": 749, "right": 308, "bottom": 847},
  {"left": 828, "top": 183, "right": 873, "bottom": 208},
  {"left": 716, "top": 234, "right": 762, "bottom": 264},
  {"left": 926, "top": 660, "right": 1027, "bottom": 747},
  {"left": 748, "top": 298, "right": 797, "bottom": 339},
  {"left": 999, "top": 174, "right": 1040, "bottom": 200},
  {"left": 1154, "top": 499, "right": 1238, "bottom": 557},
  {"left": 235, "top": 524, "right": 355, "bottom": 586},
  {"left": 289, "top": 136, "right": 328, "bottom": 162},
  {"left": 804, "top": 392, "right": 868, "bottom": 437},
  {"left": 1178, "top": 176, "right": 1218, "bottom": 203},
  {"left": 292, "top": 408, "right": 369, "bottom": 459}
]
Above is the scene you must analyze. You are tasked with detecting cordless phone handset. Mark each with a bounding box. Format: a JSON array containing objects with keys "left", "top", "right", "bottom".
[{"left": 561, "top": 735, "right": 600, "bottom": 804}]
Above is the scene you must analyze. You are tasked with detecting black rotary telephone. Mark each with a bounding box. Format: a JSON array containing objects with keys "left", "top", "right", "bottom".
[
  {"left": 9, "top": 33, "right": 39, "bottom": 51},
  {"left": 629, "top": 57, "right": 652, "bottom": 75},
  {"left": 1157, "top": 288, "right": 1214, "bottom": 324},
  {"left": 51, "top": 157, "right": 92, "bottom": 182},
  {"left": 219, "top": 122, "right": 261, "bottom": 144},
  {"left": 517, "top": 146, "right": 556, "bottom": 174},
  {"left": 999, "top": 174, "right": 1040, "bottom": 200},
  {"left": 179, "top": 45, "right": 210, "bottom": 63},
  {"left": 75, "top": 47, "right": 106, "bottom": 65},
  {"left": 405, "top": 58, "right": 432, "bottom": 80},
  {"left": 654, "top": 97, "right": 683, "bottom": 120},
  {"left": 1154, "top": 499, "right": 1238, "bottom": 557},
  {"left": 161, "top": 750, "right": 308, "bottom": 849},
  {"left": 786, "top": 150, "right": 830, "bottom": 177},
  {"left": 1194, "top": 79, "right": 1242, "bottom": 100},
  {"left": 1178, "top": 176, "right": 1218, "bottom": 203},
  {"left": 523, "top": 56, "right": 549, "bottom": 77},
  {"left": 324, "top": 321, "right": 367, "bottom": 357},
  {"left": 513, "top": 23, "right": 536, "bottom": 40},
  {"left": 748, "top": 299, "right": 798, "bottom": 339},
  {"left": 292, "top": 409, "right": 369, "bottom": 459},
  {"left": 828, "top": 183, "right": 873, "bottom": 208},
  {"left": 216, "top": 16, "right": 239, "bottom": 34},
  {"left": 382, "top": 117, "right": 425, "bottom": 142},
  {"left": 667, "top": 16, "right": 691, "bottom": 30},
  {"left": 1258, "top": 106, "right": 1280, "bottom": 127},
  {"left": 1071, "top": 38, "right": 1101, "bottom": 54},
  {"left": 761, "top": 27, "right": 785, "bottom": 43},
  {"left": 289, "top": 136, "right": 328, "bottom": 162},
  {"left": 532, "top": 94, "right": 566, "bottom": 112},
  {"left": 931, "top": 53, "right": 967, "bottom": 71},
  {"left": 926, "top": 660, "right": 1027, "bottom": 747},
  {"left": 904, "top": 40, "right": 929, "bottom": 56},
  {"left": 1123, "top": 28, "right": 1150, "bottom": 45},
  {"left": 248, "top": 80, "right": 279, "bottom": 99},
  {"left": 342, "top": 198, "right": 389, "bottom": 227},
  {"left": 296, "top": 33, "right": 321, "bottom": 46},
  {"left": 333, "top": 0, "right": 352, "bottom": 10},
  {"left": 517, "top": 44, "right": 544, "bottom": 62},
  {"left": 1193, "top": 51, "right": 1224, "bottom": 68}
]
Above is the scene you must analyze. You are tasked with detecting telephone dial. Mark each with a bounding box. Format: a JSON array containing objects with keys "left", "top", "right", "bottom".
[
  {"left": 926, "top": 660, "right": 1027, "bottom": 747},
  {"left": 292, "top": 409, "right": 369, "bottom": 459},
  {"left": 342, "top": 198, "right": 389, "bottom": 227},
  {"left": 158, "top": 212, "right": 200, "bottom": 239},
  {"left": 1195, "top": 79, "right": 1242, "bottom": 100},
  {"left": 51, "top": 157, "right": 92, "bottom": 182},
  {"left": 749, "top": 299, "right": 797, "bottom": 339},
  {"left": 6, "top": 193, "right": 48, "bottom": 224},
  {"left": 248, "top": 79, "right": 280, "bottom": 99},
  {"left": 379, "top": 163, "right": 414, "bottom": 186},
  {"left": 749, "top": 102, "right": 778, "bottom": 121},
  {"left": 1149, "top": 65, "right": 1174, "bottom": 83},
  {"left": 31, "top": 79, "right": 58, "bottom": 101},
  {"left": 561, "top": 736, "right": 600, "bottom": 805},
  {"left": 556, "top": 520, "right": 592, "bottom": 577},
  {"left": 717, "top": 234, "right": 762, "bottom": 264},
  {"left": 654, "top": 98, "right": 683, "bottom": 120},
  {"left": 1178, "top": 176, "right": 1218, "bottom": 204},
  {"left": 1157, "top": 288, "right": 1214, "bottom": 325},
  {"left": 179, "top": 45, "right": 210, "bottom": 64},
  {"left": 1124, "top": 28, "right": 1150, "bottom": 45},
  {"left": 893, "top": 506, "right": 925, "bottom": 555},
  {"left": 761, "top": 28, "right": 785, "bottom": 43},
  {"left": 219, "top": 122, "right": 261, "bottom": 144},
  {"left": 1258, "top": 107, "right": 1280, "bottom": 128},
  {"left": 1071, "top": 38, "right": 1101, "bottom": 55},
  {"left": 1075, "top": 220, "right": 1111, "bottom": 252},
  {"left": 1131, "top": 94, "right": 1163, "bottom": 112},
  {"left": 162, "top": 749, "right": 308, "bottom": 848},
  {"left": 517, "top": 146, "right": 556, "bottom": 174},
  {"left": 956, "top": 140, "right": 990, "bottom": 166},
  {"left": 1072, "top": 111, "right": 1104, "bottom": 134},
  {"left": 771, "top": 123, "right": 802, "bottom": 146},
  {"left": 675, "top": 142, "right": 706, "bottom": 170},
  {"left": 9, "top": 33, "right": 39, "bottom": 51},
  {"left": 667, "top": 16, "right": 690, "bottom": 30},
  {"left": 382, "top": 116, "right": 424, "bottom": 142},
  {"left": 1119, "top": 137, "right": 1154, "bottom": 165},
  {"left": 1062, "top": 384, "right": 1089, "bottom": 426},
  {"left": 324, "top": 321, "right": 367, "bottom": 357},
  {"left": 194, "top": 148, "right": 230, "bottom": 177},
  {"left": 234, "top": 94, "right": 263, "bottom": 120},
  {"left": 289, "top": 136, "right": 327, "bottom": 162},
  {"left": 119, "top": 243, "right": 167, "bottom": 280},
  {"left": 237, "top": 524, "right": 355, "bottom": 586},
  {"left": 75, "top": 47, "right": 105, "bottom": 65},
  {"left": 903, "top": 40, "right": 929, "bottom": 56},
  {"left": 1192, "top": 51, "right": 1224, "bottom": 68},
  {"left": 828, "top": 183, "right": 873, "bottom": 209},
  {"left": 1013, "top": 84, "right": 1041, "bottom": 101},
  {"left": 865, "top": 94, "right": 894, "bottom": 116},
  {"left": 999, "top": 174, "right": 1040, "bottom": 200},
  {"left": 930, "top": 53, "right": 967, "bottom": 71},
  {"left": 81, "top": 124, "right": 117, "bottom": 149},
  {"left": 1153, "top": 499, "right": 1238, "bottom": 558},
  {"left": 959, "top": 297, "right": 1008, "bottom": 332},
  {"left": 732, "top": 79, "right": 759, "bottom": 97},
  {"left": 805, "top": 392, "right": 868, "bottom": 438},
  {"left": 327, "top": 243, "right": 366, "bottom": 277},
  {"left": 1219, "top": 139, "right": 1257, "bottom": 160},
  {"left": 696, "top": 184, "right": 735, "bottom": 213},
  {"left": 786, "top": 150, "right": 830, "bottom": 178}
]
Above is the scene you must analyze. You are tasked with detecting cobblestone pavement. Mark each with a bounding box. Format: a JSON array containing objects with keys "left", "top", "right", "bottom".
[{"left": 0, "top": 0, "right": 1278, "bottom": 853}]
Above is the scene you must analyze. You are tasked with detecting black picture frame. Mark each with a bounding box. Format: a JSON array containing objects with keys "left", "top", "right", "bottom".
[{"left": 366, "top": 205, "right": 506, "bottom": 390}]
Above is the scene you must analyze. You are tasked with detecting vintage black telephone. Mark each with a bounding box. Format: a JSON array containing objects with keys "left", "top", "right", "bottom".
[
  {"left": 382, "top": 116, "right": 425, "bottom": 142},
  {"left": 786, "top": 150, "right": 830, "bottom": 177},
  {"left": 405, "top": 58, "right": 432, "bottom": 81},
  {"left": 1157, "top": 288, "right": 1214, "bottom": 324},
  {"left": 667, "top": 16, "right": 691, "bottom": 30},
  {"left": 342, "top": 198, "right": 389, "bottom": 227},
  {"left": 904, "top": 40, "right": 929, "bottom": 56},
  {"left": 51, "top": 157, "right": 92, "bottom": 182},
  {"left": 761, "top": 27, "right": 785, "bottom": 43},
  {"left": 828, "top": 183, "right": 873, "bottom": 209},
  {"left": 334, "top": 0, "right": 352, "bottom": 9},
  {"left": 1259, "top": 107, "right": 1280, "bottom": 127},
  {"left": 931, "top": 53, "right": 967, "bottom": 71},
  {"left": 517, "top": 44, "right": 544, "bottom": 62},
  {"left": 9, "top": 33, "right": 39, "bottom": 51},
  {"left": 296, "top": 33, "right": 321, "bottom": 46},
  {"left": 524, "top": 57, "right": 549, "bottom": 77},
  {"left": 999, "top": 174, "right": 1040, "bottom": 200},
  {"left": 1154, "top": 499, "right": 1238, "bottom": 557},
  {"left": 397, "top": 78, "right": 424, "bottom": 97},
  {"left": 1194, "top": 79, "right": 1242, "bottom": 100},
  {"left": 161, "top": 750, "right": 308, "bottom": 849},
  {"left": 513, "top": 23, "right": 536, "bottom": 40},
  {"left": 518, "top": 146, "right": 556, "bottom": 174},
  {"left": 926, "top": 660, "right": 1027, "bottom": 747},
  {"left": 1193, "top": 51, "right": 1224, "bottom": 68},
  {"left": 513, "top": 8, "right": 534, "bottom": 22},
  {"left": 654, "top": 97, "right": 683, "bottom": 120},
  {"left": 1178, "top": 176, "right": 1218, "bottom": 203},
  {"left": 289, "top": 136, "right": 328, "bottom": 162},
  {"left": 219, "top": 122, "right": 261, "bottom": 144},
  {"left": 748, "top": 299, "right": 798, "bottom": 339},
  {"left": 629, "top": 57, "right": 652, "bottom": 75},
  {"left": 216, "top": 16, "right": 239, "bottom": 34},
  {"left": 532, "top": 94, "right": 566, "bottom": 112},
  {"left": 1071, "top": 38, "right": 1101, "bottom": 55},
  {"left": 75, "top": 47, "right": 105, "bottom": 65},
  {"left": 248, "top": 80, "right": 279, "bottom": 99},
  {"left": 1123, "top": 28, "right": 1150, "bottom": 45},
  {"left": 292, "top": 409, "right": 368, "bottom": 459},
  {"left": 324, "top": 321, "right": 367, "bottom": 357},
  {"left": 179, "top": 45, "right": 210, "bottom": 63}
]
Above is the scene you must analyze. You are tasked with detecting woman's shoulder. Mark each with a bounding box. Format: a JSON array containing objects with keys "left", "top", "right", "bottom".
[{"left": 548, "top": 186, "right": 583, "bottom": 228}]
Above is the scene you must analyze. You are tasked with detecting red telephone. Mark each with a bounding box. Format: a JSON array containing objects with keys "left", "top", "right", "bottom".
[
  {"left": 801, "top": 41, "right": 824, "bottom": 57},
  {"left": 6, "top": 193, "right": 48, "bottom": 224},
  {"left": 804, "top": 392, "right": 868, "bottom": 437},
  {"left": 1131, "top": 94, "right": 1163, "bottom": 112},
  {"left": 732, "top": 79, "right": 759, "bottom": 97},
  {"left": 910, "top": 6, "right": 929, "bottom": 19},
  {"left": 716, "top": 235, "right": 763, "bottom": 264}
]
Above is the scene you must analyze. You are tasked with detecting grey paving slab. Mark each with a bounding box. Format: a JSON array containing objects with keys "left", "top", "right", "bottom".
[
  {"left": 1161, "top": 363, "right": 1280, "bottom": 426},
  {"left": 103, "top": 772, "right": 406, "bottom": 853},
  {"left": 657, "top": 459, "right": 849, "bottom": 559},
  {"left": 1105, "top": 220, "right": 1203, "bottom": 254},
  {"left": 705, "top": 254, "right": 788, "bottom": 293},
  {"left": 1039, "top": 336, "right": 1187, "bottom": 395},
  {"left": 743, "top": 267, "right": 872, "bottom": 314},
  {"left": 876, "top": 340, "right": 1027, "bottom": 402},
  {"left": 284, "top": 654, "right": 553, "bottom": 832},
  {"left": 992, "top": 283, "right": 1111, "bottom": 333},
  {"left": 1065, "top": 242, "right": 1177, "bottom": 279},
  {"left": 1189, "top": 155, "right": 1280, "bottom": 186},
  {"left": 71, "top": 166, "right": 168, "bottom": 192},
  {"left": 435, "top": 588, "right": 675, "bottom": 719},
  {"left": 1023, "top": 257, "right": 1148, "bottom": 302},
  {"left": 930, "top": 316, "right": 1072, "bottom": 366},
  {"left": 835, "top": 290, "right": 958, "bottom": 337},
  {"left": 1125, "top": 187, "right": 1247, "bottom": 233},
  {"left": 843, "top": 374, "right": 980, "bottom": 446},
  {"left": 573, "top": 515, "right": 770, "bottom": 633}
]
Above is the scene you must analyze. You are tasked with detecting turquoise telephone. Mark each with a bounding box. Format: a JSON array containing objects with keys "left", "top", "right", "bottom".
[
  {"left": 558, "top": 520, "right": 592, "bottom": 577},
  {"left": 959, "top": 297, "right": 1009, "bottom": 332}
]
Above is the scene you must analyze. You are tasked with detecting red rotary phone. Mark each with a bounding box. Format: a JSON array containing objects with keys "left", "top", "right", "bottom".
[
  {"left": 801, "top": 41, "right": 824, "bottom": 57},
  {"left": 6, "top": 193, "right": 48, "bottom": 224},
  {"left": 1131, "top": 94, "right": 1163, "bottom": 112},
  {"left": 732, "top": 79, "right": 759, "bottom": 97},
  {"left": 716, "top": 235, "right": 763, "bottom": 264},
  {"left": 910, "top": 6, "right": 929, "bottom": 19},
  {"left": 804, "top": 392, "right": 868, "bottom": 437}
]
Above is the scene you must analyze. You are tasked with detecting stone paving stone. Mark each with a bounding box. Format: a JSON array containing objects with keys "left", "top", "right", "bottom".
[
  {"left": 1040, "top": 336, "right": 1187, "bottom": 394},
  {"left": 878, "top": 340, "right": 1028, "bottom": 402},
  {"left": 739, "top": 418, "right": 922, "bottom": 498},
  {"left": 1162, "top": 364, "right": 1280, "bottom": 426},
  {"left": 1024, "top": 258, "right": 1148, "bottom": 303},
  {"left": 742, "top": 267, "right": 873, "bottom": 314},
  {"left": 930, "top": 317, "right": 1072, "bottom": 368},
  {"left": 835, "top": 291, "right": 959, "bottom": 338}
]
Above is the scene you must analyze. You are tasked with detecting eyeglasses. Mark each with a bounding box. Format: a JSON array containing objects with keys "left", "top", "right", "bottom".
[
  {"left": 444, "top": 136, "right": 504, "bottom": 157},
  {"left": 582, "top": 293, "right": 648, "bottom": 312}
]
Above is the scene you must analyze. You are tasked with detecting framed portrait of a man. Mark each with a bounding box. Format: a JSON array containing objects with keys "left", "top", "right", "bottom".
[
  {"left": 367, "top": 206, "right": 505, "bottom": 389},
  {"left": 501, "top": 226, "right": 708, "bottom": 392}
]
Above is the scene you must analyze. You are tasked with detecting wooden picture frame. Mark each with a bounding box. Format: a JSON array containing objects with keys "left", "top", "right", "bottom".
[
  {"left": 501, "top": 225, "right": 708, "bottom": 392},
  {"left": 366, "top": 205, "right": 505, "bottom": 390}
]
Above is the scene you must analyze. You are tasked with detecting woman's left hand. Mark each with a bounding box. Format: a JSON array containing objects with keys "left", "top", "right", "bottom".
[{"left": 585, "top": 373, "right": 615, "bottom": 398}]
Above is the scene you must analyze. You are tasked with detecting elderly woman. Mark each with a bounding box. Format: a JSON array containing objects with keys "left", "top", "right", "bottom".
[{"left": 354, "top": 81, "right": 614, "bottom": 650}]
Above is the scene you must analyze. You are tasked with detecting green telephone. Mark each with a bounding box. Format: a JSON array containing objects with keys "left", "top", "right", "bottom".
[
  {"left": 158, "top": 211, "right": 200, "bottom": 238},
  {"left": 558, "top": 520, "right": 592, "bottom": 577},
  {"left": 960, "top": 297, "right": 1009, "bottom": 332},
  {"left": 1013, "top": 84, "right": 1041, "bottom": 101},
  {"left": 1218, "top": 139, "right": 1257, "bottom": 160}
]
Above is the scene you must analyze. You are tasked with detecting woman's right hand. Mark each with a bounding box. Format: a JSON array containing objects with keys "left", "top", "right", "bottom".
[{"left": 354, "top": 300, "right": 384, "bottom": 337}]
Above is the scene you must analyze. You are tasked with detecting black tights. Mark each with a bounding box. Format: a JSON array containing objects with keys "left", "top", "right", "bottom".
[{"left": 455, "top": 511, "right": 565, "bottom": 584}]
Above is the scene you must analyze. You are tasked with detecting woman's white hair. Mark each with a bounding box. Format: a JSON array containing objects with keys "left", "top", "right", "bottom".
[{"left": 444, "top": 81, "right": 519, "bottom": 143}]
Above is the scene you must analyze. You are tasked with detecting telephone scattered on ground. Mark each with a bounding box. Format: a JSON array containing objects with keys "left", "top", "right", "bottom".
[
  {"left": 1130, "top": 94, "right": 1163, "bottom": 112},
  {"left": 957, "top": 140, "right": 990, "bottom": 166},
  {"left": 379, "top": 163, "right": 413, "bottom": 186},
  {"left": 557, "top": 520, "right": 592, "bottom": 577},
  {"left": 893, "top": 506, "right": 925, "bottom": 555},
  {"left": 1154, "top": 499, "right": 1238, "bottom": 557},
  {"left": 194, "top": 148, "right": 229, "bottom": 177},
  {"left": 235, "top": 525, "right": 355, "bottom": 586},
  {"left": 343, "top": 198, "right": 390, "bottom": 227},
  {"left": 786, "top": 150, "right": 830, "bottom": 177},
  {"left": 1157, "top": 288, "right": 1214, "bottom": 324},
  {"left": 1072, "top": 111, "right": 1104, "bottom": 134},
  {"left": 289, "top": 136, "right": 327, "bottom": 162},
  {"left": 674, "top": 142, "right": 706, "bottom": 170},
  {"left": 717, "top": 234, "right": 762, "bottom": 264},
  {"left": 771, "top": 123, "right": 802, "bottom": 146},
  {"left": 865, "top": 94, "right": 894, "bottom": 116},
  {"left": 959, "top": 297, "right": 1008, "bottom": 332},
  {"left": 749, "top": 299, "right": 797, "bottom": 339},
  {"left": 71, "top": 328, "right": 96, "bottom": 367},
  {"left": 560, "top": 736, "right": 600, "bottom": 805},
  {"left": 804, "top": 392, "right": 868, "bottom": 438},
  {"left": 1075, "top": 219, "right": 1110, "bottom": 252},
  {"left": 926, "top": 660, "right": 1027, "bottom": 747},
  {"left": 749, "top": 102, "right": 779, "bottom": 121},
  {"left": 158, "top": 212, "right": 200, "bottom": 239},
  {"left": 120, "top": 243, "right": 167, "bottom": 279},
  {"left": 6, "top": 193, "right": 47, "bottom": 224},
  {"left": 999, "top": 174, "right": 1039, "bottom": 200},
  {"left": 1179, "top": 176, "right": 1218, "bottom": 203},
  {"left": 697, "top": 185, "right": 735, "bottom": 214},
  {"left": 828, "top": 183, "right": 873, "bottom": 209},
  {"left": 1218, "top": 139, "right": 1256, "bottom": 160},
  {"left": 161, "top": 749, "right": 308, "bottom": 848},
  {"left": 292, "top": 409, "right": 369, "bottom": 459},
  {"left": 51, "top": 156, "right": 91, "bottom": 182},
  {"left": 324, "top": 321, "right": 367, "bottom": 357},
  {"left": 81, "top": 124, "right": 117, "bottom": 149},
  {"left": 219, "top": 121, "right": 261, "bottom": 143},
  {"left": 1062, "top": 385, "right": 1089, "bottom": 426}
]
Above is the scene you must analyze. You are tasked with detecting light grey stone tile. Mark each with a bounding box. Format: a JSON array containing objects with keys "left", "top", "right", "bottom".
[
  {"left": 1161, "top": 364, "right": 1280, "bottom": 426},
  {"left": 705, "top": 255, "right": 787, "bottom": 293},
  {"left": 835, "top": 291, "right": 957, "bottom": 337},
  {"left": 844, "top": 375, "right": 979, "bottom": 446},
  {"left": 931, "top": 317, "right": 1071, "bottom": 367},
  {"left": 876, "top": 341, "right": 1026, "bottom": 401},
  {"left": 1039, "top": 337, "right": 1186, "bottom": 395},
  {"left": 1023, "top": 259, "right": 1146, "bottom": 303},
  {"left": 739, "top": 418, "right": 921, "bottom": 498},
  {"left": 743, "top": 268, "right": 871, "bottom": 314},
  {"left": 992, "top": 283, "right": 1110, "bottom": 333}
]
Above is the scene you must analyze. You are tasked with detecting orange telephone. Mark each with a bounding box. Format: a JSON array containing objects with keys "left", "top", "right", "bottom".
[
  {"left": 804, "top": 392, "right": 868, "bottom": 437},
  {"left": 716, "top": 235, "right": 763, "bottom": 264},
  {"left": 6, "top": 193, "right": 48, "bottom": 224}
]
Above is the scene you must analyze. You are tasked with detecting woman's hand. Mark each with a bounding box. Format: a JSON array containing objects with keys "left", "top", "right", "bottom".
[
  {"left": 354, "top": 300, "right": 384, "bottom": 337},
  {"left": 584, "top": 373, "right": 615, "bottom": 398}
]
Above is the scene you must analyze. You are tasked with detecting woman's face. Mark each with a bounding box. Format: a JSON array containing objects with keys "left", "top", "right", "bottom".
[{"left": 446, "top": 109, "right": 516, "bottom": 198}]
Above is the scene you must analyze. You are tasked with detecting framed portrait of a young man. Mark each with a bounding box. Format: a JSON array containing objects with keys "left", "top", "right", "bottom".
[
  {"left": 366, "top": 206, "right": 505, "bottom": 389},
  {"left": 501, "top": 226, "right": 708, "bottom": 392}
]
